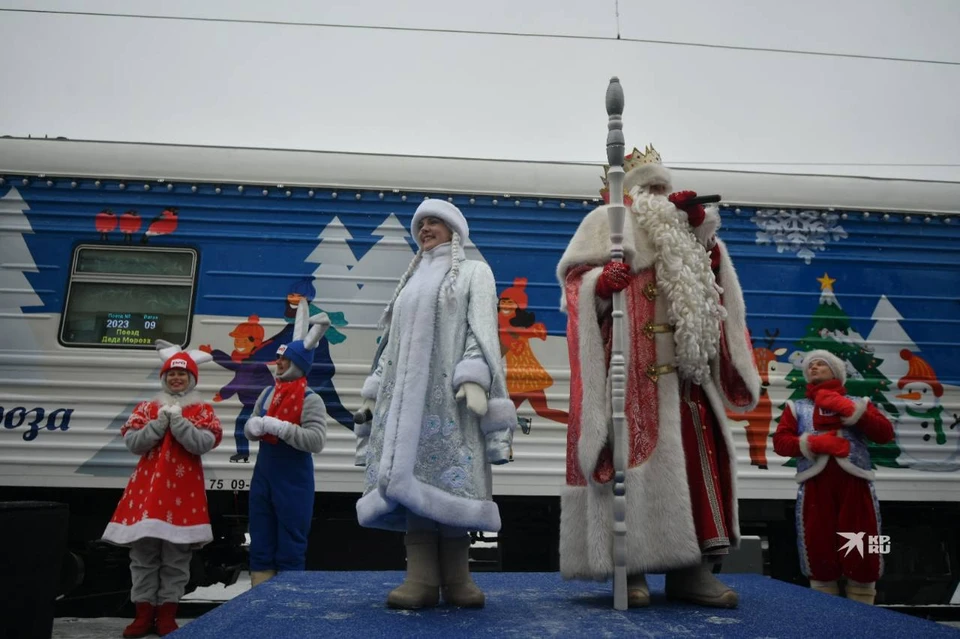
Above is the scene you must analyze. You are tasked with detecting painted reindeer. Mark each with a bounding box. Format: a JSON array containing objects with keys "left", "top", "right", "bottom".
[{"left": 745, "top": 329, "right": 790, "bottom": 469}]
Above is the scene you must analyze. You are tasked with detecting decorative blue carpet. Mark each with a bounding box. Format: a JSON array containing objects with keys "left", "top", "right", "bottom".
[{"left": 171, "top": 572, "right": 959, "bottom": 638}]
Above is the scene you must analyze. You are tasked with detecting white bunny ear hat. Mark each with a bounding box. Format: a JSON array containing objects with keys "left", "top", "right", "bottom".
[
  {"left": 275, "top": 298, "right": 331, "bottom": 376},
  {"left": 155, "top": 339, "right": 214, "bottom": 394}
]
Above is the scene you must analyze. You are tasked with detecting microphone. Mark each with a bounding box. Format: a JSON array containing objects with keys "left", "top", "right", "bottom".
[{"left": 682, "top": 194, "right": 722, "bottom": 206}]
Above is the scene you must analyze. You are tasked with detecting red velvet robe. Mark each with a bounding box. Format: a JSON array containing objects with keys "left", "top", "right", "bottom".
[{"left": 557, "top": 204, "right": 760, "bottom": 579}]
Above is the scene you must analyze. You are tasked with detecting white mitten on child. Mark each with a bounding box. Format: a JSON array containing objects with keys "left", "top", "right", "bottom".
[
  {"left": 245, "top": 416, "right": 265, "bottom": 438},
  {"left": 262, "top": 416, "right": 292, "bottom": 440}
]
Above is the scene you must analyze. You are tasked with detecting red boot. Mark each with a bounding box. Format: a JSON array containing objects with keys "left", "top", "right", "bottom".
[
  {"left": 155, "top": 602, "right": 180, "bottom": 636},
  {"left": 122, "top": 602, "right": 155, "bottom": 638}
]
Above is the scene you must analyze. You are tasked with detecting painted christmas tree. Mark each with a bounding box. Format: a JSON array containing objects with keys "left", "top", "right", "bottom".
[
  {"left": 781, "top": 273, "right": 901, "bottom": 468},
  {"left": 349, "top": 213, "right": 419, "bottom": 329},
  {"left": 866, "top": 295, "right": 918, "bottom": 384},
  {"left": 304, "top": 216, "right": 357, "bottom": 343},
  {"left": 0, "top": 187, "right": 43, "bottom": 351}
]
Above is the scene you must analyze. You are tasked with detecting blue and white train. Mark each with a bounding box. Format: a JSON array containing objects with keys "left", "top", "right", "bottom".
[{"left": 1, "top": 137, "right": 958, "bottom": 609}]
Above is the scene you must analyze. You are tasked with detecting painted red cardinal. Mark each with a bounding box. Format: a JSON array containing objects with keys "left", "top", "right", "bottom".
[
  {"left": 119, "top": 211, "right": 142, "bottom": 243},
  {"left": 95, "top": 209, "right": 117, "bottom": 240},
  {"left": 141, "top": 208, "right": 178, "bottom": 244}
]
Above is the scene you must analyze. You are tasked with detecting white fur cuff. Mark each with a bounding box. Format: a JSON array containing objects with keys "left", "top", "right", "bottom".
[
  {"left": 799, "top": 432, "right": 817, "bottom": 461},
  {"left": 453, "top": 358, "right": 492, "bottom": 392},
  {"left": 360, "top": 375, "right": 380, "bottom": 400},
  {"left": 480, "top": 398, "right": 517, "bottom": 435},
  {"left": 693, "top": 207, "right": 720, "bottom": 248},
  {"left": 841, "top": 398, "right": 869, "bottom": 427}
]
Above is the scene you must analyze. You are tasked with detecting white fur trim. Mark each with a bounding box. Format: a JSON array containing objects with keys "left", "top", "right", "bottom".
[
  {"left": 841, "top": 397, "right": 869, "bottom": 426},
  {"left": 480, "top": 398, "right": 517, "bottom": 435},
  {"left": 835, "top": 456, "right": 876, "bottom": 481},
  {"left": 453, "top": 357, "right": 492, "bottom": 392},
  {"left": 360, "top": 374, "right": 380, "bottom": 400},
  {"left": 411, "top": 199, "right": 469, "bottom": 245},
  {"left": 556, "top": 204, "right": 656, "bottom": 312},
  {"left": 692, "top": 206, "right": 721, "bottom": 248},
  {"left": 102, "top": 518, "right": 212, "bottom": 547},
  {"left": 711, "top": 238, "right": 761, "bottom": 413},
  {"left": 623, "top": 163, "right": 672, "bottom": 193},
  {"left": 795, "top": 435, "right": 829, "bottom": 483},
  {"left": 802, "top": 350, "right": 847, "bottom": 385},
  {"left": 573, "top": 269, "right": 610, "bottom": 481},
  {"left": 357, "top": 471, "right": 501, "bottom": 532},
  {"left": 156, "top": 391, "right": 203, "bottom": 408},
  {"left": 560, "top": 272, "right": 743, "bottom": 576},
  {"left": 368, "top": 246, "right": 447, "bottom": 524},
  {"left": 560, "top": 438, "right": 701, "bottom": 579},
  {"left": 798, "top": 432, "right": 817, "bottom": 461}
]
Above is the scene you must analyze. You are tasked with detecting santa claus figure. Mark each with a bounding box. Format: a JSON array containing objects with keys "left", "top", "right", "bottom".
[
  {"left": 101, "top": 341, "right": 222, "bottom": 637},
  {"left": 557, "top": 145, "right": 761, "bottom": 608}
]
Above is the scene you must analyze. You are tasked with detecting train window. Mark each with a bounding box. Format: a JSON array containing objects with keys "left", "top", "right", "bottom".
[{"left": 59, "top": 245, "right": 198, "bottom": 348}]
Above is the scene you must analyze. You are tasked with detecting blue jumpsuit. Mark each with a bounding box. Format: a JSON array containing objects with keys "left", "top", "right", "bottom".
[{"left": 248, "top": 389, "right": 318, "bottom": 572}]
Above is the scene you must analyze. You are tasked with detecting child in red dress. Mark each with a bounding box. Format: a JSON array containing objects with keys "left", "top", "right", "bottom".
[{"left": 101, "top": 341, "right": 222, "bottom": 637}]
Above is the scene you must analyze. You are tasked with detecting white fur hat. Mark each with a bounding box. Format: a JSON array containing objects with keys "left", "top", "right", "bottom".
[
  {"left": 411, "top": 199, "right": 469, "bottom": 246},
  {"left": 623, "top": 163, "right": 673, "bottom": 194},
  {"left": 801, "top": 349, "right": 847, "bottom": 385}
]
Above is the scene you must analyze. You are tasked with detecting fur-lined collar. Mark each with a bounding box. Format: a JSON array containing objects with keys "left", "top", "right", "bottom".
[
  {"left": 155, "top": 390, "right": 203, "bottom": 407},
  {"left": 557, "top": 202, "right": 658, "bottom": 289}
]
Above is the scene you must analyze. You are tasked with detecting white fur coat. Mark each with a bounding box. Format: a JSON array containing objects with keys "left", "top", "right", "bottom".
[{"left": 356, "top": 244, "right": 516, "bottom": 532}]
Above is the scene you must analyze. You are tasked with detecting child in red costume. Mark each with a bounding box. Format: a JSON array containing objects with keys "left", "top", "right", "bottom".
[
  {"left": 101, "top": 341, "right": 222, "bottom": 637},
  {"left": 773, "top": 349, "right": 894, "bottom": 605}
]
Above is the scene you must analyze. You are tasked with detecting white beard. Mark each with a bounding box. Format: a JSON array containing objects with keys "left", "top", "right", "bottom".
[{"left": 629, "top": 188, "right": 725, "bottom": 384}]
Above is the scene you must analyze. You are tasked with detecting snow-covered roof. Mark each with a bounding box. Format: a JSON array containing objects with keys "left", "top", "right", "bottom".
[{"left": 2, "top": 137, "right": 960, "bottom": 215}]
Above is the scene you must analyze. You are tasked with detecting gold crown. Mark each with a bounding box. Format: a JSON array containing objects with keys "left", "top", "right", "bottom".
[
  {"left": 600, "top": 144, "right": 662, "bottom": 197},
  {"left": 601, "top": 144, "right": 661, "bottom": 183},
  {"left": 624, "top": 144, "right": 662, "bottom": 173}
]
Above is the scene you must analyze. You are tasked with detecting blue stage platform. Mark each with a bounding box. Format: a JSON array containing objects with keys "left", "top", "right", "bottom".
[{"left": 171, "top": 572, "right": 959, "bottom": 638}]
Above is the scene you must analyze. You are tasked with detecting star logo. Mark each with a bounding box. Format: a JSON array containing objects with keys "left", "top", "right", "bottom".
[{"left": 837, "top": 532, "right": 865, "bottom": 558}]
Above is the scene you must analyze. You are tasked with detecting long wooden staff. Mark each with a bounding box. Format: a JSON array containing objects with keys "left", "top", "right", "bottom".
[{"left": 605, "top": 77, "right": 629, "bottom": 611}]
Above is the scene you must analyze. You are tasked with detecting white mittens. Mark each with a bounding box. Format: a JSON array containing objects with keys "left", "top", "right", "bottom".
[
  {"left": 455, "top": 382, "right": 488, "bottom": 416},
  {"left": 245, "top": 416, "right": 265, "bottom": 439},
  {"left": 262, "top": 416, "right": 293, "bottom": 440}
]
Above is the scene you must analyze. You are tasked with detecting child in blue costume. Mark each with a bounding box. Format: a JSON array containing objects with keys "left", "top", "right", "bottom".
[{"left": 244, "top": 299, "right": 331, "bottom": 586}]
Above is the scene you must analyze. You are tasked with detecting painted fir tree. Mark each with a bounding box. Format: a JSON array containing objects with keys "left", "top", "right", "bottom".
[{"left": 782, "top": 273, "right": 901, "bottom": 468}]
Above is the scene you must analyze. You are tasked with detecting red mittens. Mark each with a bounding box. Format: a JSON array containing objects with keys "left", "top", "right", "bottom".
[
  {"left": 816, "top": 390, "right": 857, "bottom": 418},
  {"left": 808, "top": 431, "right": 851, "bottom": 458},
  {"left": 596, "top": 261, "right": 632, "bottom": 299},
  {"left": 669, "top": 190, "right": 706, "bottom": 227}
]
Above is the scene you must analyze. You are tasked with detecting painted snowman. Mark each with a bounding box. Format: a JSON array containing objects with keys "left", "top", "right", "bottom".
[{"left": 894, "top": 350, "right": 960, "bottom": 470}]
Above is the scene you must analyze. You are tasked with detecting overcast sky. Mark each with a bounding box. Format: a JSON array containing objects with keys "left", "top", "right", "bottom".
[{"left": 1, "top": 0, "right": 958, "bottom": 180}]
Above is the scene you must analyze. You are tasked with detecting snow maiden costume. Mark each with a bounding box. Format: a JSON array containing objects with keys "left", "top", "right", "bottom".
[
  {"left": 773, "top": 349, "right": 895, "bottom": 605},
  {"left": 244, "top": 299, "right": 330, "bottom": 586},
  {"left": 355, "top": 199, "right": 516, "bottom": 609},
  {"left": 557, "top": 146, "right": 761, "bottom": 608},
  {"left": 101, "top": 342, "right": 222, "bottom": 637}
]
